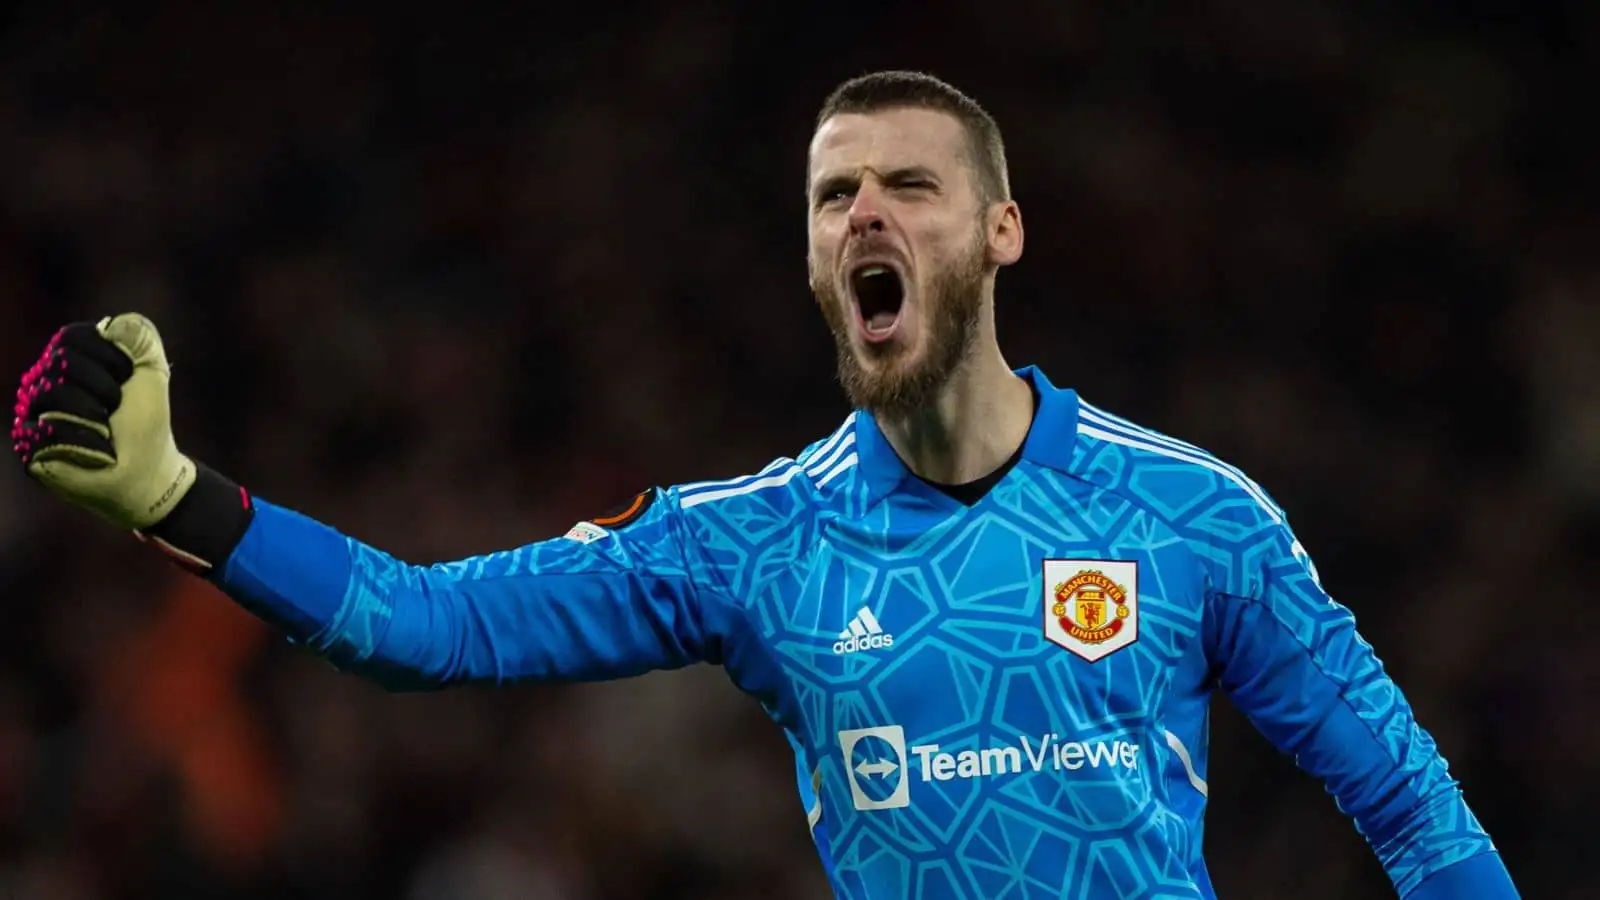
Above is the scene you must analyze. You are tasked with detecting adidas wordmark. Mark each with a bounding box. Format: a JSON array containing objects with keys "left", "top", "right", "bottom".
[{"left": 834, "top": 607, "right": 894, "bottom": 655}]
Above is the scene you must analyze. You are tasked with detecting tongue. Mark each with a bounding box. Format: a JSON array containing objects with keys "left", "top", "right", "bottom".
[{"left": 866, "top": 310, "right": 897, "bottom": 332}]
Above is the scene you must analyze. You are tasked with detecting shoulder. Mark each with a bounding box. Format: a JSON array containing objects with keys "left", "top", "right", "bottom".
[
  {"left": 667, "top": 412, "right": 861, "bottom": 525},
  {"left": 1068, "top": 397, "right": 1289, "bottom": 539},
  {"left": 1066, "top": 399, "right": 1318, "bottom": 597},
  {"left": 550, "top": 414, "right": 860, "bottom": 579}
]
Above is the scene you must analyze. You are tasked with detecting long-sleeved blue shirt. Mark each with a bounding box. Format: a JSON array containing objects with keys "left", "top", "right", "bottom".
[{"left": 218, "top": 366, "right": 1517, "bottom": 898}]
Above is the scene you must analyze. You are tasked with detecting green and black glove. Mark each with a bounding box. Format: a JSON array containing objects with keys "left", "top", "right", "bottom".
[{"left": 12, "top": 313, "right": 253, "bottom": 574}]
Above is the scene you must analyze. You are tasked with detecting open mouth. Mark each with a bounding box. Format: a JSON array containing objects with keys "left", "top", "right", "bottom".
[{"left": 849, "top": 264, "right": 905, "bottom": 342}]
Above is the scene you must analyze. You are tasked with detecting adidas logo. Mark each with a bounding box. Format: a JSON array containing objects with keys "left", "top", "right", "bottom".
[{"left": 833, "top": 607, "right": 894, "bottom": 655}]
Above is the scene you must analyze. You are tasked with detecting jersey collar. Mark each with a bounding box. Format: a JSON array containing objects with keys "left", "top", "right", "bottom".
[{"left": 853, "top": 365, "right": 1082, "bottom": 503}]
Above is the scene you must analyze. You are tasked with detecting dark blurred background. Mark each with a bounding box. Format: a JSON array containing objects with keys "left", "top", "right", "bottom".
[{"left": 1, "top": 2, "right": 1595, "bottom": 898}]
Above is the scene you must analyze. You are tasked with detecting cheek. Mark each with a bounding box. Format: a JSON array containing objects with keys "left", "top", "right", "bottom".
[
  {"left": 806, "top": 251, "right": 826, "bottom": 288},
  {"left": 909, "top": 222, "right": 961, "bottom": 261},
  {"left": 808, "top": 224, "right": 836, "bottom": 258},
  {"left": 809, "top": 213, "right": 852, "bottom": 253},
  {"left": 807, "top": 239, "right": 836, "bottom": 282},
  {"left": 917, "top": 226, "right": 983, "bottom": 272}
]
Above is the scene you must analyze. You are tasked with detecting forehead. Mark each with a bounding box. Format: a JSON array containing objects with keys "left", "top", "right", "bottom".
[{"left": 808, "top": 107, "right": 970, "bottom": 183}]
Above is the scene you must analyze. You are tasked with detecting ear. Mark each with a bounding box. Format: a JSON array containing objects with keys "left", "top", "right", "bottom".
[{"left": 986, "top": 201, "right": 1024, "bottom": 267}]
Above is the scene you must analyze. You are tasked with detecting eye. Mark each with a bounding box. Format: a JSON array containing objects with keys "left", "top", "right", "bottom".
[{"left": 815, "top": 188, "right": 854, "bottom": 210}]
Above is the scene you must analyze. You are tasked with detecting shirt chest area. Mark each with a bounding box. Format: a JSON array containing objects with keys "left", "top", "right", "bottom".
[{"left": 769, "top": 490, "right": 1207, "bottom": 749}]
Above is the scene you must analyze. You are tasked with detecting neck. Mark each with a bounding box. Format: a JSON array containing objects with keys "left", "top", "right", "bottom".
[{"left": 876, "top": 305, "right": 1033, "bottom": 486}]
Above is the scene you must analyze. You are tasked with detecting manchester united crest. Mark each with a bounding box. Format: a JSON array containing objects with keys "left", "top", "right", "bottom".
[{"left": 1042, "top": 559, "right": 1139, "bottom": 662}]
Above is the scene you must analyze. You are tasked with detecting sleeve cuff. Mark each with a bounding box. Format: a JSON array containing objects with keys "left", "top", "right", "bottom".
[{"left": 139, "top": 461, "right": 255, "bottom": 577}]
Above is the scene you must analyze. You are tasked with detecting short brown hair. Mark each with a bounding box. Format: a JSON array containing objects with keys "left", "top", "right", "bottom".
[{"left": 815, "top": 70, "right": 1011, "bottom": 204}]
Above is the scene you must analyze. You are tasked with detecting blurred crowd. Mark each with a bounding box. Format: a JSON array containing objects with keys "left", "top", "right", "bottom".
[{"left": 0, "top": 2, "right": 1596, "bottom": 898}]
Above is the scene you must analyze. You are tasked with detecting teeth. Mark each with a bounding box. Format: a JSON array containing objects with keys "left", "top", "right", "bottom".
[{"left": 858, "top": 265, "right": 890, "bottom": 278}]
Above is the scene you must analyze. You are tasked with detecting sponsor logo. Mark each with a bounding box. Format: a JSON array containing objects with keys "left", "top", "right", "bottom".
[
  {"left": 838, "top": 726, "right": 910, "bottom": 810},
  {"left": 838, "top": 725, "right": 1140, "bottom": 812}
]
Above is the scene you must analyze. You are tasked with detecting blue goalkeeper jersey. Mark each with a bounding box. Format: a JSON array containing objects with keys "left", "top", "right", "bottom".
[{"left": 219, "top": 366, "right": 1516, "bottom": 899}]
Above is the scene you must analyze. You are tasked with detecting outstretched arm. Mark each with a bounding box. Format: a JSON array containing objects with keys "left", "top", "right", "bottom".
[{"left": 193, "top": 479, "right": 720, "bottom": 691}]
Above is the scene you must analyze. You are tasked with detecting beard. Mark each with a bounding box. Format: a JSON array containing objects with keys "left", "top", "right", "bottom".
[{"left": 814, "top": 235, "right": 986, "bottom": 420}]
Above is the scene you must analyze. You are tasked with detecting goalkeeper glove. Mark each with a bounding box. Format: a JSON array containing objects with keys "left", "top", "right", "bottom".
[{"left": 12, "top": 313, "right": 253, "bottom": 574}]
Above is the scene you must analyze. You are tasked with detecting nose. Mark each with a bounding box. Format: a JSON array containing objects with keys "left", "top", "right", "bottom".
[{"left": 847, "top": 183, "right": 887, "bottom": 236}]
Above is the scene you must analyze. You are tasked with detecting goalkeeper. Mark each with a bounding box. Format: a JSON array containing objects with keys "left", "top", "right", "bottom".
[{"left": 13, "top": 71, "right": 1519, "bottom": 899}]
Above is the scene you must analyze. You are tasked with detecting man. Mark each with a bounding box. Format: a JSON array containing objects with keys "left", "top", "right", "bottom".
[{"left": 12, "top": 71, "right": 1518, "bottom": 898}]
